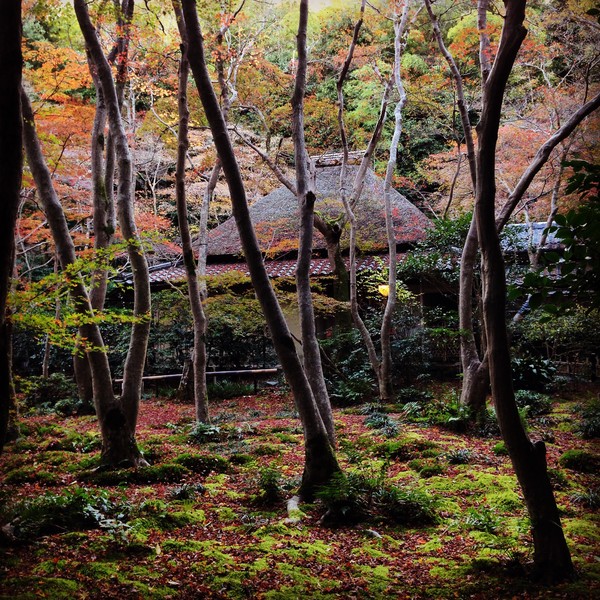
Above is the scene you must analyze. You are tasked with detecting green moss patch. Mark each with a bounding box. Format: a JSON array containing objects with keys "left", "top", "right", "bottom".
[{"left": 558, "top": 449, "right": 600, "bottom": 474}]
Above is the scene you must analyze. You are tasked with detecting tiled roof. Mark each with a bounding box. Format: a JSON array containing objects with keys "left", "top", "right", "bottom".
[{"left": 145, "top": 256, "right": 390, "bottom": 286}]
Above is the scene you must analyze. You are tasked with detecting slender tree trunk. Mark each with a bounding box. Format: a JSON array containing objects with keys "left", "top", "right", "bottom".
[
  {"left": 475, "top": 0, "right": 573, "bottom": 581},
  {"left": 74, "top": 63, "right": 114, "bottom": 405},
  {"left": 336, "top": 0, "right": 394, "bottom": 401},
  {"left": 180, "top": 0, "right": 340, "bottom": 499},
  {"left": 21, "top": 90, "right": 145, "bottom": 467},
  {"left": 426, "top": 0, "right": 489, "bottom": 414},
  {"left": 337, "top": 0, "right": 410, "bottom": 402},
  {"left": 292, "top": 0, "right": 335, "bottom": 446},
  {"left": 4, "top": 314, "right": 20, "bottom": 443},
  {"left": 458, "top": 218, "right": 490, "bottom": 414},
  {"left": 0, "top": 2, "right": 23, "bottom": 453},
  {"left": 379, "top": 3, "right": 411, "bottom": 402},
  {"left": 313, "top": 216, "right": 350, "bottom": 316},
  {"left": 75, "top": 0, "right": 151, "bottom": 431},
  {"left": 173, "top": 4, "right": 209, "bottom": 422}
]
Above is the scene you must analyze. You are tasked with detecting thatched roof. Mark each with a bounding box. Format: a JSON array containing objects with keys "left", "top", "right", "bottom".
[{"left": 207, "top": 165, "right": 431, "bottom": 259}]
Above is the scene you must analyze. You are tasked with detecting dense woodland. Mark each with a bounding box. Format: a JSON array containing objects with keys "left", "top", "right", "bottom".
[{"left": 1, "top": 0, "right": 599, "bottom": 598}]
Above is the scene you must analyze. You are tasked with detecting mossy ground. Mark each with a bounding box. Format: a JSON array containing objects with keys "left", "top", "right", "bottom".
[{"left": 1, "top": 385, "right": 599, "bottom": 599}]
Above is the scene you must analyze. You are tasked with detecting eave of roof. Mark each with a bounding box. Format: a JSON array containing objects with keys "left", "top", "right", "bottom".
[{"left": 145, "top": 255, "right": 395, "bottom": 286}]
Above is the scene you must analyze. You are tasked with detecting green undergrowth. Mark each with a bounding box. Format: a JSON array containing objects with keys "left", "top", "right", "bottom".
[{"left": 1, "top": 386, "right": 599, "bottom": 599}]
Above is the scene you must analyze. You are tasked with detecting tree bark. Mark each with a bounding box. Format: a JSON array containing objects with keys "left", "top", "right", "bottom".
[
  {"left": 74, "top": 61, "right": 115, "bottom": 406},
  {"left": 292, "top": 0, "right": 336, "bottom": 446},
  {"left": 474, "top": 0, "right": 573, "bottom": 581},
  {"left": 173, "top": 4, "right": 209, "bottom": 423},
  {"left": 0, "top": 2, "right": 23, "bottom": 453},
  {"left": 21, "top": 90, "right": 145, "bottom": 467},
  {"left": 425, "top": 0, "right": 489, "bottom": 415},
  {"left": 75, "top": 0, "right": 151, "bottom": 431},
  {"left": 336, "top": 0, "right": 410, "bottom": 402},
  {"left": 336, "top": 0, "right": 391, "bottom": 400},
  {"left": 181, "top": 0, "right": 340, "bottom": 500},
  {"left": 380, "top": 2, "right": 411, "bottom": 402}
]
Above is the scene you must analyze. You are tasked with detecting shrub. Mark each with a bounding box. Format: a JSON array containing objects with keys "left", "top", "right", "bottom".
[
  {"left": 559, "top": 450, "right": 600, "bottom": 474},
  {"left": 445, "top": 448, "right": 472, "bottom": 464},
  {"left": 17, "top": 373, "right": 92, "bottom": 415},
  {"left": 373, "top": 486, "right": 438, "bottom": 526},
  {"left": 173, "top": 453, "right": 228, "bottom": 475},
  {"left": 569, "top": 488, "right": 600, "bottom": 509},
  {"left": 475, "top": 408, "right": 501, "bottom": 438},
  {"left": 511, "top": 354, "right": 557, "bottom": 392},
  {"left": 189, "top": 423, "right": 222, "bottom": 444},
  {"left": 396, "top": 387, "right": 433, "bottom": 405},
  {"left": 513, "top": 390, "right": 552, "bottom": 416},
  {"left": 576, "top": 398, "right": 600, "bottom": 439},
  {"left": 492, "top": 441, "right": 508, "bottom": 456},
  {"left": 207, "top": 380, "right": 255, "bottom": 400},
  {"left": 317, "top": 471, "right": 438, "bottom": 528},
  {"left": 375, "top": 437, "right": 439, "bottom": 461},
  {"left": 547, "top": 468, "right": 569, "bottom": 490},
  {"left": 464, "top": 507, "right": 500, "bottom": 533},
  {"left": 316, "top": 472, "right": 372, "bottom": 526},
  {"left": 1, "top": 487, "right": 126, "bottom": 543},
  {"left": 255, "top": 467, "right": 284, "bottom": 505},
  {"left": 168, "top": 484, "right": 206, "bottom": 501},
  {"left": 82, "top": 463, "right": 190, "bottom": 485},
  {"left": 363, "top": 411, "right": 400, "bottom": 438},
  {"left": 320, "top": 329, "right": 375, "bottom": 405},
  {"left": 407, "top": 459, "right": 445, "bottom": 478}
]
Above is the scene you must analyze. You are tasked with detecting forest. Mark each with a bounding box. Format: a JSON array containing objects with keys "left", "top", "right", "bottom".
[{"left": 0, "top": 0, "right": 599, "bottom": 598}]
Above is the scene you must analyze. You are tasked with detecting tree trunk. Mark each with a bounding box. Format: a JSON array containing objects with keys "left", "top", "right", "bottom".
[
  {"left": 475, "top": 0, "right": 573, "bottom": 581},
  {"left": 292, "top": 0, "right": 336, "bottom": 446},
  {"left": 3, "top": 316, "right": 20, "bottom": 444},
  {"left": 74, "top": 62, "right": 117, "bottom": 405},
  {"left": 458, "top": 218, "right": 489, "bottom": 414},
  {"left": 180, "top": 0, "right": 340, "bottom": 499},
  {"left": 379, "top": 3, "right": 410, "bottom": 403},
  {"left": 21, "top": 90, "right": 145, "bottom": 467},
  {"left": 0, "top": 2, "right": 23, "bottom": 453},
  {"left": 173, "top": 4, "right": 209, "bottom": 423},
  {"left": 335, "top": 0, "right": 395, "bottom": 401},
  {"left": 75, "top": 0, "right": 151, "bottom": 431},
  {"left": 426, "top": 0, "right": 487, "bottom": 415}
]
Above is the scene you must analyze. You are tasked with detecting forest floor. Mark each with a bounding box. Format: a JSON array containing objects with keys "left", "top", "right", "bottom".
[{"left": 1, "top": 382, "right": 599, "bottom": 599}]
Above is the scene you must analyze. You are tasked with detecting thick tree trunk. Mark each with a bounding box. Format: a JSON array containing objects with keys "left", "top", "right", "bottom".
[
  {"left": 0, "top": 2, "right": 23, "bottom": 453},
  {"left": 292, "top": 0, "right": 336, "bottom": 446},
  {"left": 21, "top": 90, "right": 145, "bottom": 467},
  {"left": 75, "top": 0, "right": 151, "bottom": 431},
  {"left": 180, "top": 0, "right": 340, "bottom": 499},
  {"left": 475, "top": 0, "right": 573, "bottom": 581},
  {"left": 173, "top": 5, "right": 209, "bottom": 423}
]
